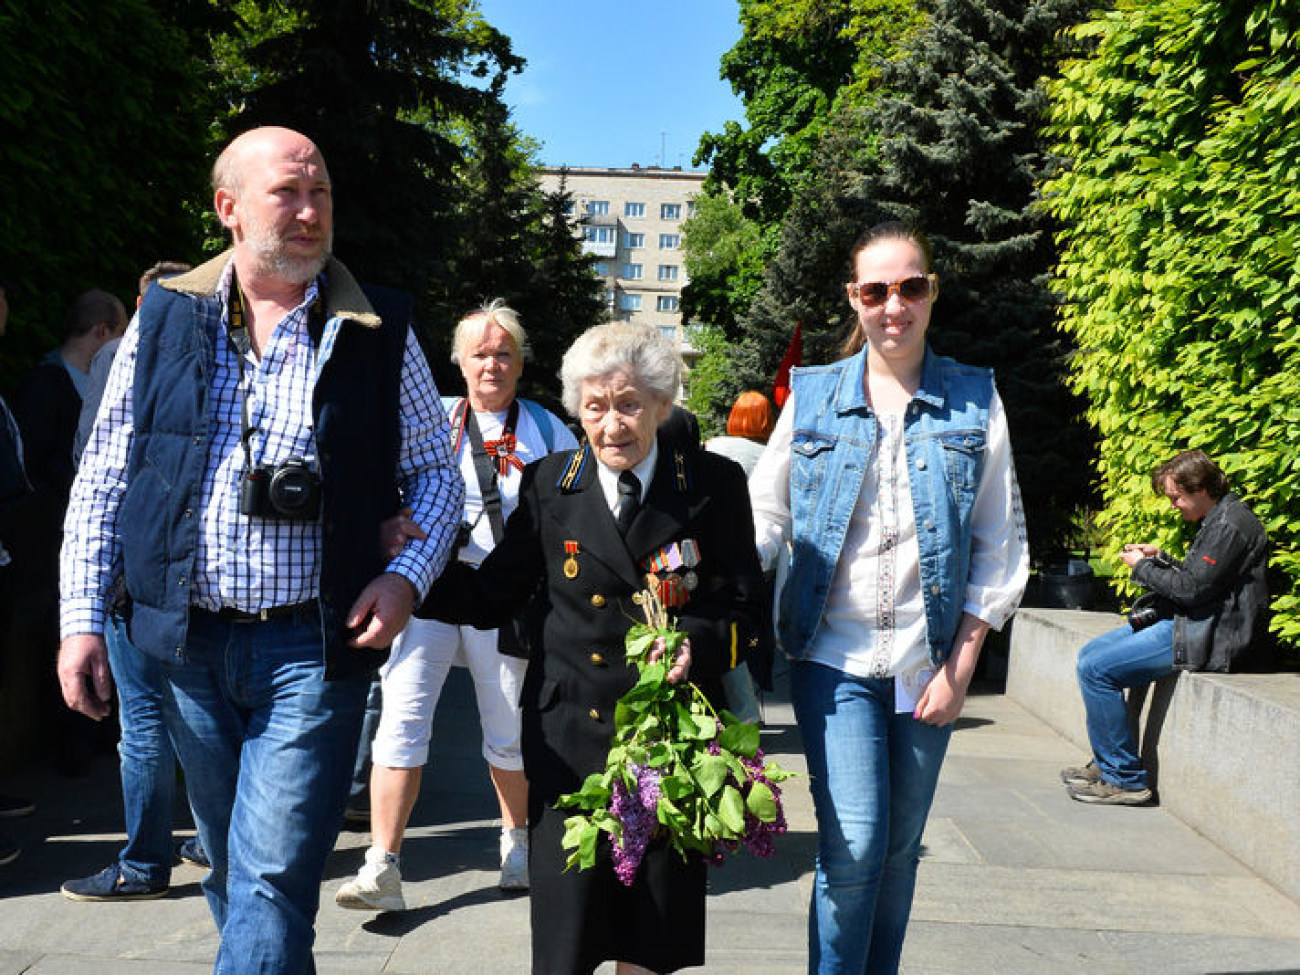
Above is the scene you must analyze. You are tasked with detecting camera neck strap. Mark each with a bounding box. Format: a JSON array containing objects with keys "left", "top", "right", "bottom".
[
  {"left": 225, "top": 276, "right": 258, "bottom": 476},
  {"left": 458, "top": 399, "right": 520, "bottom": 545},
  {"left": 225, "top": 271, "right": 325, "bottom": 475}
]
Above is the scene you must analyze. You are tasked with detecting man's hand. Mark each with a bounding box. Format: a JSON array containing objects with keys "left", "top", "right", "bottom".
[
  {"left": 58, "top": 633, "right": 113, "bottom": 720},
  {"left": 1122, "top": 543, "right": 1159, "bottom": 568},
  {"left": 346, "top": 572, "right": 417, "bottom": 649},
  {"left": 380, "top": 506, "right": 428, "bottom": 561}
]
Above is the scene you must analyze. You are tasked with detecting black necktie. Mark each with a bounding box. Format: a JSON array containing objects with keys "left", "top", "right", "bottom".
[{"left": 616, "top": 471, "right": 641, "bottom": 536}]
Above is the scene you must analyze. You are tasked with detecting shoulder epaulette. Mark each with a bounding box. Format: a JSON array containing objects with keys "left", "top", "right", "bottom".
[{"left": 557, "top": 443, "right": 590, "bottom": 492}]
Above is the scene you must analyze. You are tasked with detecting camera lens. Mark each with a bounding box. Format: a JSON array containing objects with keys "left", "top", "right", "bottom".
[{"left": 268, "top": 460, "right": 318, "bottom": 517}]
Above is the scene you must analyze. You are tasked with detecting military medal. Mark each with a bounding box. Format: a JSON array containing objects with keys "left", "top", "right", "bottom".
[
  {"left": 563, "top": 540, "right": 580, "bottom": 579},
  {"left": 644, "top": 572, "right": 661, "bottom": 593},
  {"left": 680, "top": 539, "right": 700, "bottom": 591},
  {"left": 660, "top": 573, "right": 685, "bottom": 607}
]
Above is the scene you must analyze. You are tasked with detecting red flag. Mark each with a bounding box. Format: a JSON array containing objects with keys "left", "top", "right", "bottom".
[{"left": 771, "top": 322, "right": 803, "bottom": 408}]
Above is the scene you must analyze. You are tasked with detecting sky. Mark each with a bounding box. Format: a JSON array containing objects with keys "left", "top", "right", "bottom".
[{"left": 474, "top": 0, "right": 746, "bottom": 171}]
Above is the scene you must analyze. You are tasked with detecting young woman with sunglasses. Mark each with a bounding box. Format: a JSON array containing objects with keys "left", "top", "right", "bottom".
[{"left": 750, "top": 222, "right": 1029, "bottom": 973}]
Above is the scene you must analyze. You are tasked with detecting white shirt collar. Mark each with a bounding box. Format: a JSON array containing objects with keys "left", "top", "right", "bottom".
[{"left": 595, "top": 441, "right": 658, "bottom": 514}]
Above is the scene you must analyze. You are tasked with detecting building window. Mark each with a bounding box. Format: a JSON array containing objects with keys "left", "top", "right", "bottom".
[
  {"left": 686, "top": 200, "right": 697, "bottom": 217},
  {"left": 624, "top": 202, "right": 645, "bottom": 218},
  {"left": 656, "top": 295, "right": 680, "bottom": 312},
  {"left": 657, "top": 264, "right": 679, "bottom": 282},
  {"left": 624, "top": 231, "right": 644, "bottom": 249},
  {"left": 588, "top": 200, "right": 609, "bottom": 216},
  {"left": 584, "top": 226, "right": 615, "bottom": 244},
  {"left": 659, "top": 325, "right": 678, "bottom": 340},
  {"left": 562, "top": 200, "right": 575, "bottom": 218},
  {"left": 622, "top": 263, "right": 643, "bottom": 280},
  {"left": 658, "top": 233, "right": 681, "bottom": 250},
  {"left": 660, "top": 203, "right": 682, "bottom": 220},
  {"left": 619, "top": 292, "right": 643, "bottom": 311},
  {"left": 593, "top": 262, "right": 610, "bottom": 276}
]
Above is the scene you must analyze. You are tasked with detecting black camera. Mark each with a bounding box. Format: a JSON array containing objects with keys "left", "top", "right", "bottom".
[
  {"left": 1127, "top": 602, "right": 1162, "bottom": 632},
  {"left": 453, "top": 521, "right": 474, "bottom": 552},
  {"left": 1126, "top": 592, "right": 1171, "bottom": 632},
  {"left": 240, "top": 457, "right": 321, "bottom": 520}
]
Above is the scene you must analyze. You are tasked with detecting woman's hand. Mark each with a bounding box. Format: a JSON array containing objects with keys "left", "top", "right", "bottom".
[
  {"left": 913, "top": 666, "right": 967, "bottom": 726},
  {"left": 915, "top": 612, "right": 989, "bottom": 726},
  {"left": 648, "top": 635, "right": 692, "bottom": 683}
]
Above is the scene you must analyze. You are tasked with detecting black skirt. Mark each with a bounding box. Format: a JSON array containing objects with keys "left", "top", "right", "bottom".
[{"left": 528, "top": 795, "right": 706, "bottom": 975}]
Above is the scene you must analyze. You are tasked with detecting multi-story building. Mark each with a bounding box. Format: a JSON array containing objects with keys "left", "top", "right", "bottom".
[{"left": 539, "top": 165, "right": 705, "bottom": 359}]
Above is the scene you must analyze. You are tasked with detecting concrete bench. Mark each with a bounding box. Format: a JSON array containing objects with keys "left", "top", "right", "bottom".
[{"left": 1006, "top": 607, "right": 1300, "bottom": 904}]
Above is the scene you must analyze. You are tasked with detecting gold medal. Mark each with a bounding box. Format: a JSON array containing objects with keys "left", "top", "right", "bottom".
[{"left": 563, "top": 541, "right": 580, "bottom": 579}]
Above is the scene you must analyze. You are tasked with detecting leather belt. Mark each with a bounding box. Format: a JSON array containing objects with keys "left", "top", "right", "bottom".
[{"left": 211, "top": 602, "right": 316, "bottom": 624}]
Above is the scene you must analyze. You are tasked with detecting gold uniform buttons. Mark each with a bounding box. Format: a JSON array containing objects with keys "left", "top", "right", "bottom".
[
  {"left": 588, "top": 708, "right": 601, "bottom": 721},
  {"left": 590, "top": 593, "right": 606, "bottom": 608},
  {"left": 589, "top": 652, "right": 605, "bottom": 665}
]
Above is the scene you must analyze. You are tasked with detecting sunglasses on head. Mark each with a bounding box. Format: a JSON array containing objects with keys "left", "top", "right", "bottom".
[{"left": 848, "top": 274, "right": 936, "bottom": 307}]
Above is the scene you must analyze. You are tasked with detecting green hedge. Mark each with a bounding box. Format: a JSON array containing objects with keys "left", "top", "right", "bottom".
[{"left": 1043, "top": 0, "right": 1300, "bottom": 646}]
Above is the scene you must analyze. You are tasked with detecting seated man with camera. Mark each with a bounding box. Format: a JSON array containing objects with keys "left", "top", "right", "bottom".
[{"left": 1061, "top": 450, "right": 1269, "bottom": 806}]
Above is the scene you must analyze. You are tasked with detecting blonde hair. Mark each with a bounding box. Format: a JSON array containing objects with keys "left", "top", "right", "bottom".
[{"left": 450, "top": 299, "right": 530, "bottom": 363}]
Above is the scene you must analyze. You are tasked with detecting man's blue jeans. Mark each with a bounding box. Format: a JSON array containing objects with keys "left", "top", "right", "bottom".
[
  {"left": 107, "top": 613, "right": 177, "bottom": 887},
  {"left": 160, "top": 610, "right": 369, "bottom": 975},
  {"left": 1075, "top": 619, "right": 1174, "bottom": 790},
  {"left": 791, "top": 659, "right": 953, "bottom": 975}
]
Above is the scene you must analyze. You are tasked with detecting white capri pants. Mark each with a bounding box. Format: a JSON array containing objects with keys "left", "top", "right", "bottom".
[{"left": 371, "top": 616, "right": 526, "bottom": 771}]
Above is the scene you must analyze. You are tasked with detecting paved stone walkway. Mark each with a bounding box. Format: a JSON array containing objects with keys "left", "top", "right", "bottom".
[{"left": 1, "top": 662, "right": 1298, "bottom": 974}]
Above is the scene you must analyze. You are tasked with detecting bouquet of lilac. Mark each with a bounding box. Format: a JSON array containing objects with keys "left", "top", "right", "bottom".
[{"left": 557, "top": 586, "right": 793, "bottom": 886}]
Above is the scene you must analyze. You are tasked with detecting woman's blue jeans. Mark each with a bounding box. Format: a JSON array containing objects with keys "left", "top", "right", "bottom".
[
  {"left": 1075, "top": 619, "right": 1174, "bottom": 790},
  {"left": 791, "top": 659, "right": 953, "bottom": 975},
  {"left": 160, "top": 610, "right": 368, "bottom": 975}
]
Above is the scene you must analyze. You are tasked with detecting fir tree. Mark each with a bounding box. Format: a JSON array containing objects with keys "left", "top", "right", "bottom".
[{"left": 737, "top": 0, "right": 1095, "bottom": 562}]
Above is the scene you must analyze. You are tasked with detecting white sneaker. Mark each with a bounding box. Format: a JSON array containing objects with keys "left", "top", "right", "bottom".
[
  {"left": 336, "top": 846, "right": 405, "bottom": 912},
  {"left": 499, "top": 827, "right": 529, "bottom": 891},
  {"left": 496, "top": 826, "right": 527, "bottom": 889}
]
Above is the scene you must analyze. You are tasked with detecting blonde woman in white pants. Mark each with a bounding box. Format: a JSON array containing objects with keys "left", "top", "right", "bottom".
[{"left": 337, "top": 301, "right": 575, "bottom": 910}]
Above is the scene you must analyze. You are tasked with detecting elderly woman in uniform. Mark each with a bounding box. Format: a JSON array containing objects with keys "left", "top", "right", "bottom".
[
  {"left": 423, "top": 321, "right": 767, "bottom": 975},
  {"left": 337, "top": 300, "right": 576, "bottom": 911}
]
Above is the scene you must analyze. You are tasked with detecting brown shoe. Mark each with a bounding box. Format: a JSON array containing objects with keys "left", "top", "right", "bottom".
[
  {"left": 1059, "top": 760, "right": 1101, "bottom": 787},
  {"left": 1067, "top": 779, "right": 1152, "bottom": 806}
]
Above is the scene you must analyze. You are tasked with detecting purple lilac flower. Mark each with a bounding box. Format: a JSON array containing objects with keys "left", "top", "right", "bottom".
[
  {"left": 737, "top": 749, "right": 788, "bottom": 859},
  {"left": 610, "top": 764, "right": 661, "bottom": 886}
]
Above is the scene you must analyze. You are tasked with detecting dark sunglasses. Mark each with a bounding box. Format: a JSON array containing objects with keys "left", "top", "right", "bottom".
[{"left": 848, "top": 274, "right": 937, "bottom": 307}]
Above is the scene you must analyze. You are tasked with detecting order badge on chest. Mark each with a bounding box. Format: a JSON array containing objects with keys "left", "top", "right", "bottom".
[{"left": 642, "top": 539, "right": 700, "bottom": 609}]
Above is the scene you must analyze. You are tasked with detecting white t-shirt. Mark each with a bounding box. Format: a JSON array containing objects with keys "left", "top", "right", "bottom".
[{"left": 456, "top": 401, "right": 577, "bottom": 565}]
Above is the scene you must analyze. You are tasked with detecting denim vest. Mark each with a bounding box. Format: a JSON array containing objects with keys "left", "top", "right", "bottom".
[
  {"left": 779, "top": 347, "right": 993, "bottom": 667},
  {"left": 119, "top": 255, "right": 409, "bottom": 679}
]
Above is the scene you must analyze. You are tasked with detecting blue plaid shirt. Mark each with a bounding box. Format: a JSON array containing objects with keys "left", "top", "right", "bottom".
[{"left": 60, "top": 261, "right": 462, "bottom": 638}]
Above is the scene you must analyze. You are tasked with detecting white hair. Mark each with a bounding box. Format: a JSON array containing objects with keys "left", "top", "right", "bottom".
[
  {"left": 450, "top": 298, "right": 530, "bottom": 364},
  {"left": 560, "top": 322, "right": 682, "bottom": 416}
]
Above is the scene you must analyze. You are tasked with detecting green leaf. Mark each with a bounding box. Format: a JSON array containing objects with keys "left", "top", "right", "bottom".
[
  {"left": 625, "top": 623, "right": 658, "bottom": 659},
  {"left": 719, "top": 720, "right": 761, "bottom": 757},
  {"left": 690, "top": 753, "right": 731, "bottom": 797},
  {"left": 745, "top": 781, "right": 778, "bottom": 822},
  {"left": 718, "top": 785, "right": 747, "bottom": 834}
]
